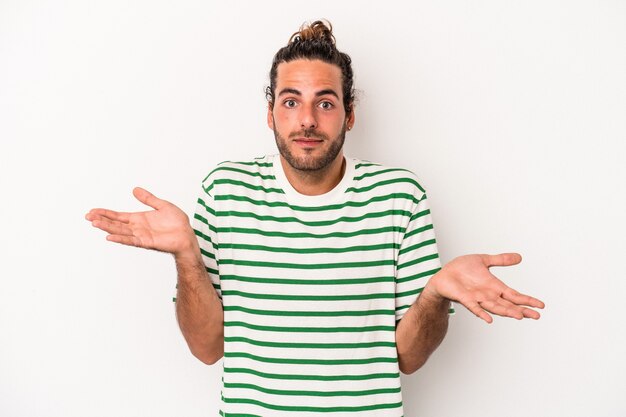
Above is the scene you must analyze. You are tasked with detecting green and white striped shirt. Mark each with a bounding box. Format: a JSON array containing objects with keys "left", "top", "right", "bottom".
[{"left": 191, "top": 154, "right": 445, "bottom": 416}]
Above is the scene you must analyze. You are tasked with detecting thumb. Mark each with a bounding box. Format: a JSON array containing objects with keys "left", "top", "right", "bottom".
[
  {"left": 133, "top": 187, "right": 166, "bottom": 210},
  {"left": 483, "top": 252, "right": 522, "bottom": 268}
]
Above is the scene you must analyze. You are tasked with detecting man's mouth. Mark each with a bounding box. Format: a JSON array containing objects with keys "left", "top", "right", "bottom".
[{"left": 293, "top": 137, "right": 323, "bottom": 146}]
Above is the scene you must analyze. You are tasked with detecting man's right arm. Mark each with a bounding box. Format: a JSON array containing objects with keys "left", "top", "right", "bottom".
[
  {"left": 86, "top": 186, "right": 224, "bottom": 365},
  {"left": 174, "top": 246, "right": 224, "bottom": 365}
]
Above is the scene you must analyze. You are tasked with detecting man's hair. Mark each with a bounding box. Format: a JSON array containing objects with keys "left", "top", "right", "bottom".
[{"left": 265, "top": 20, "right": 355, "bottom": 115}]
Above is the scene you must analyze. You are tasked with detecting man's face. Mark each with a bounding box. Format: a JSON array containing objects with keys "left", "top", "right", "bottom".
[{"left": 268, "top": 59, "right": 354, "bottom": 172}]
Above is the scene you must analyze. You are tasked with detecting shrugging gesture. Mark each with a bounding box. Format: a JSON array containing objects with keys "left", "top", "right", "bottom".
[
  {"left": 86, "top": 187, "right": 224, "bottom": 364},
  {"left": 396, "top": 252, "right": 545, "bottom": 373},
  {"left": 85, "top": 187, "right": 198, "bottom": 257},
  {"left": 425, "top": 253, "right": 545, "bottom": 323}
]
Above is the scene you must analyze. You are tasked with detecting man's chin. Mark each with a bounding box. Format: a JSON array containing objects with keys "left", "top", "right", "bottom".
[{"left": 285, "top": 158, "right": 326, "bottom": 172}]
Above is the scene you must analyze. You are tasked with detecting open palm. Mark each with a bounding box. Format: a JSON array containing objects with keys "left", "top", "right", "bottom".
[
  {"left": 427, "top": 253, "right": 545, "bottom": 323},
  {"left": 85, "top": 187, "right": 195, "bottom": 255}
]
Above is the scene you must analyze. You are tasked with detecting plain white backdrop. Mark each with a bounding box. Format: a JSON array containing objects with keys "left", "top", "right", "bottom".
[{"left": 1, "top": 1, "right": 625, "bottom": 416}]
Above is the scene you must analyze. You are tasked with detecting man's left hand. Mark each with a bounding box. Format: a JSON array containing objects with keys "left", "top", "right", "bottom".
[{"left": 422, "top": 253, "right": 545, "bottom": 323}]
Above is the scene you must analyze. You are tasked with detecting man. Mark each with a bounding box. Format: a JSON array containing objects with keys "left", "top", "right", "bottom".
[{"left": 86, "top": 20, "right": 544, "bottom": 416}]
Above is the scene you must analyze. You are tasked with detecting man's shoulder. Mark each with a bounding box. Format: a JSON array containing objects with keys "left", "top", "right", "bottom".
[
  {"left": 201, "top": 155, "right": 274, "bottom": 182},
  {"left": 199, "top": 155, "right": 277, "bottom": 195},
  {"left": 349, "top": 157, "right": 427, "bottom": 197}
]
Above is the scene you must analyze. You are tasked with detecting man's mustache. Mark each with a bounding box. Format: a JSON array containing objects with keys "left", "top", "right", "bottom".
[{"left": 289, "top": 129, "right": 328, "bottom": 140}]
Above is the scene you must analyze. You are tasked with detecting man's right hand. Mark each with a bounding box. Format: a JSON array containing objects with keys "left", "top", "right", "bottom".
[
  {"left": 87, "top": 187, "right": 224, "bottom": 364},
  {"left": 85, "top": 187, "right": 198, "bottom": 257}
]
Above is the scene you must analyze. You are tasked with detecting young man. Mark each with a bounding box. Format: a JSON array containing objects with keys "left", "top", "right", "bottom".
[{"left": 86, "top": 20, "right": 544, "bottom": 416}]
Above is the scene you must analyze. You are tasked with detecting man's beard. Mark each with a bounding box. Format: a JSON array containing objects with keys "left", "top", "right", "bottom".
[{"left": 273, "top": 124, "right": 346, "bottom": 172}]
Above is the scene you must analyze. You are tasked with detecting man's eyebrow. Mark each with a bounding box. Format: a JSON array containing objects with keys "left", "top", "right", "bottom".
[
  {"left": 277, "top": 88, "right": 340, "bottom": 99},
  {"left": 278, "top": 88, "right": 301, "bottom": 97},
  {"left": 316, "top": 89, "right": 339, "bottom": 99}
]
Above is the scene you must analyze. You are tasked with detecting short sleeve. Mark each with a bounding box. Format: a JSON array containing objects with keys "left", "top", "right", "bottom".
[
  {"left": 190, "top": 183, "right": 222, "bottom": 300},
  {"left": 395, "top": 192, "right": 453, "bottom": 321}
]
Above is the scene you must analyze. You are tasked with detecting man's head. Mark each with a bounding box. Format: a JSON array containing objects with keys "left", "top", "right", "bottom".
[{"left": 266, "top": 20, "right": 355, "bottom": 173}]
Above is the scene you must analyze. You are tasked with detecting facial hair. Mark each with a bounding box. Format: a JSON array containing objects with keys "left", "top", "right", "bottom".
[{"left": 273, "top": 122, "right": 346, "bottom": 172}]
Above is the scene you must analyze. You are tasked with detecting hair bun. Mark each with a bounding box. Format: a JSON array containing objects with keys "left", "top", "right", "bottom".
[{"left": 289, "top": 20, "right": 336, "bottom": 45}]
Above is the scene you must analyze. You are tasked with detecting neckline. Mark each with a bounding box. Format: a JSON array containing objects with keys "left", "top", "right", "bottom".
[{"left": 271, "top": 154, "right": 355, "bottom": 206}]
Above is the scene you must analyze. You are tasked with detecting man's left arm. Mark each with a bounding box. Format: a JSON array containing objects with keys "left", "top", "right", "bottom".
[
  {"left": 395, "top": 253, "right": 545, "bottom": 374},
  {"left": 395, "top": 280, "right": 450, "bottom": 375}
]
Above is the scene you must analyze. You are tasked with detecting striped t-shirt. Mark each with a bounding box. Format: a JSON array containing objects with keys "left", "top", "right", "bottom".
[{"left": 191, "top": 154, "right": 444, "bottom": 416}]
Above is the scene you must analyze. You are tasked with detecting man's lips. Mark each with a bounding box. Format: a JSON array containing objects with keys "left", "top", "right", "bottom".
[{"left": 293, "top": 137, "right": 323, "bottom": 146}]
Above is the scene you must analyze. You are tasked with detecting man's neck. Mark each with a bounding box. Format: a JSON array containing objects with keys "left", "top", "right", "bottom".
[{"left": 279, "top": 154, "right": 346, "bottom": 196}]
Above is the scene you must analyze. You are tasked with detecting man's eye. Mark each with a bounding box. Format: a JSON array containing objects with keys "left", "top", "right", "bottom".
[
  {"left": 284, "top": 100, "right": 297, "bottom": 108},
  {"left": 319, "top": 101, "right": 333, "bottom": 110}
]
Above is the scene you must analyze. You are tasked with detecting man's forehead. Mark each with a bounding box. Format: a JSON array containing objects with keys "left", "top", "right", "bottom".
[{"left": 275, "top": 59, "right": 342, "bottom": 95}]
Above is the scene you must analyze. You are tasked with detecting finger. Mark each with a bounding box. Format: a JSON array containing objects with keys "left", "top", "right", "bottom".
[
  {"left": 91, "top": 217, "right": 134, "bottom": 236},
  {"left": 483, "top": 253, "right": 522, "bottom": 268},
  {"left": 86, "top": 208, "right": 130, "bottom": 223},
  {"left": 481, "top": 298, "right": 542, "bottom": 320},
  {"left": 461, "top": 299, "right": 493, "bottom": 324},
  {"left": 479, "top": 299, "right": 524, "bottom": 320},
  {"left": 133, "top": 187, "right": 166, "bottom": 210},
  {"left": 520, "top": 307, "right": 541, "bottom": 320},
  {"left": 106, "top": 234, "right": 142, "bottom": 247},
  {"left": 502, "top": 288, "right": 545, "bottom": 309}
]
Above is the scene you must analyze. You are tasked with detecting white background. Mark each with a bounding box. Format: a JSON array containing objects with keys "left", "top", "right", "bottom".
[{"left": 1, "top": 1, "right": 625, "bottom": 416}]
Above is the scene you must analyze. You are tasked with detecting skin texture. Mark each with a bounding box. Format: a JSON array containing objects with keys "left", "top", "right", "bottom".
[{"left": 85, "top": 58, "right": 545, "bottom": 371}]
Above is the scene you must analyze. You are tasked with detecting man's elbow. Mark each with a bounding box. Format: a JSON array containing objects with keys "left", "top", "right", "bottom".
[
  {"left": 398, "top": 357, "right": 427, "bottom": 375},
  {"left": 179, "top": 327, "right": 224, "bottom": 365},
  {"left": 191, "top": 347, "right": 223, "bottom": 365},
  {"left": 186, "top": 338, "right": 224, "bottom": 365}
]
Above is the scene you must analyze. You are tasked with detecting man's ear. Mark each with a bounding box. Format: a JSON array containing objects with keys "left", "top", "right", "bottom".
[
  {"left": 346, "top": 106, "right": 355, "bottom": 131},
  {"left": 267, "top": 102, "right": 274, "bottom": 130}
]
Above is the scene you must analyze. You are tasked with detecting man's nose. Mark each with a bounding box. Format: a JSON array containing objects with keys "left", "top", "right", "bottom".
[{"left": 300, "top": 105, "right": 318, "bottom": 130}]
